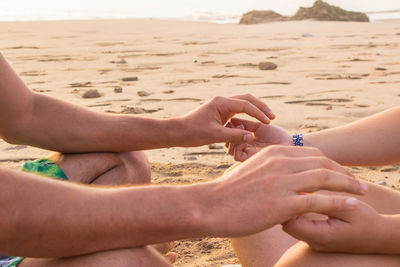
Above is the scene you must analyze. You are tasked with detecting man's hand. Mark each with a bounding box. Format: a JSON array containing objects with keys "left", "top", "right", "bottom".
[
  {"left": 202, "top": 145, "right": 368, "bottom": 237},
  {"left": 283, "top": 200, "right": 400, "bottom": 254},
  {"left": 178, "top": 94, "right": 275, "bottom": 147},
  {"left": 226, "top": 118, "right": 291, "bottom": 161}
]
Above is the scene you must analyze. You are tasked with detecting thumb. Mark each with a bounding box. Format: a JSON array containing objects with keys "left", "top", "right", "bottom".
[{"left": 219, "top": 127, "right": 254, "bottom": 144}]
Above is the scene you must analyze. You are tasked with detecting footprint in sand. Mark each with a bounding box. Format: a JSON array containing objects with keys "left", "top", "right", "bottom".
[
  {"left": 96, "top": 42, "right": 125, "bottom": 47},
  {"left": 6, "top": 46, "right": 39, "bottom": 50},
  {"left": 310, "top": 73, "right": 369, "bottom": 80},
  {"left": 164, "top": 79, "right": 209, "bottom": 87},
  {"left": 285, "top": 98, "right": 353, "bottom": 106},
  {"left": 237, "top": 81, "right": 291, "bottom": 86},
  {"left": 20, "top": 71, "right": 47, "bottom": 76}
]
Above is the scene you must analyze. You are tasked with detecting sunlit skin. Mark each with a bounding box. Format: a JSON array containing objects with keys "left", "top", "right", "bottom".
[{"left": 227, "top": 107, "right": 400, "bottom": 266}]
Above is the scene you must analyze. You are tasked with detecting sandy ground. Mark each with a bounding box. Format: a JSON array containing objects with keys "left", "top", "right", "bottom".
[{"left": 0, "top": 18, "right": 399, "bottom": 266}]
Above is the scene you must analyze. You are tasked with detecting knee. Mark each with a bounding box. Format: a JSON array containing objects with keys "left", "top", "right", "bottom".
[
  {"left": 275, "top": 242, "right": 320, "bottom": 267},
  {"left": 119, "top": 151, "right": 151, "bottom": 184}
]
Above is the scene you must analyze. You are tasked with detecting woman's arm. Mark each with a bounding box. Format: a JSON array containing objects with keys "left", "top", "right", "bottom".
[
  {"left": 227, "top": 106, "right": 400, "bottom": 166},
  {"left": 304, "top": 106, "right": 400, "bottom": 166}
]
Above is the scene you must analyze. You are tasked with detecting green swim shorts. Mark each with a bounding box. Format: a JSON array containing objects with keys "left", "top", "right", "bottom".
[{"left": 0, "top": 158, "right": 68, "bottom": 266}]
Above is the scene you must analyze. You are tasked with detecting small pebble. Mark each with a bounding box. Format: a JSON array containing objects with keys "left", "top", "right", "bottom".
[
  {"left": 122, "top": 77, "right": 138, "bottom": 82},
  {"left": 258, "top": 62, "right": 277, "bottom": 70},
  {"left": 82, "top": 89, "right": 101, "bottom": 98},
  {"left": 114, "top": 86, "right": 123, "bottom": 93},
  {"left": 137, "top": 90, "right": 152, "bottom": 97},
  {"left": 376, "top": 180, "right": 387, "bottom": 186},
  {"left": 163, "top": 90, "right": 175, "bottom": 94},
  {"left": 184, "top": 156, "right": 198, "bottom": 161},
  {"left": 375, "top": 67, "right": 387, "bottom": 71},
  {"left": 208, "top": 144, "right": 223, "bottom": 150}
]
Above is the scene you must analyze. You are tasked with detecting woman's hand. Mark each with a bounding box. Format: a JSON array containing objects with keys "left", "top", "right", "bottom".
[
  {"left": 283, "top": 200, "right": 399, "bottom": 254},
  {"left": 226, "top": 117, "right": 291, "bottom": 161}
]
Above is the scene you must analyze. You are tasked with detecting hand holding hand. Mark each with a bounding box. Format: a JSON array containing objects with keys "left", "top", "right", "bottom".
[
  {"left": 179, "top": 94, "right": 275, "bottom": 147},
  {"left": 204, "top": 145, "right": 368, "bottom": 237},
  {"left": 226, "top": 118, "right": 291, "bottom": 161},
  {"left": 283, "top": 199, "right": 397, "bottom": 254}
]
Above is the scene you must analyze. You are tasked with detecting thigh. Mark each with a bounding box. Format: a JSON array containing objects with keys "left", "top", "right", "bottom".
[
  {"left": 275, "top": 242, "right": 400, "bottom": 267},
  {"left": 19, "top": 246, "right": 171, "bottom": 267}
]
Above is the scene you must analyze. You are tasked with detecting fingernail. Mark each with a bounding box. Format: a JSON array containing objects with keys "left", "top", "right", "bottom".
[
  {"left": 243, "top": 133, "right": 252, "bottom": 142},
  {"left": 360, "top": 182, "right": 368, "bottom": 193},
  {"left": 345, "top": 197, "right": 358, "bottom": 207}
]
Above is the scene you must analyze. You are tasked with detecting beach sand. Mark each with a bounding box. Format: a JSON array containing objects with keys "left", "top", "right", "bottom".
[{"left": 0, "top": 18, "right": 399, "bottom": 266}]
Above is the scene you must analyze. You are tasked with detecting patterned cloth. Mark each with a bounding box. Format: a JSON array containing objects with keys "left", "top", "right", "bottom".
[{"left": 0, "top": 158, "right": 68, "bottom": 266}]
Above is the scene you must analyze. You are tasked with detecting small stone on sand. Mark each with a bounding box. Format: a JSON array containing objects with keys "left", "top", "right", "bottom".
[
  {"left": 208, "top": 144, "right": 223, "bottom": 149},
  {"left": 375, "top": 67, "right": 387, "bottom": 71},
  {"left": 82, "top": 89, "right": 101, "bottom": 98},
  {"left": 122, "top": 77, "right": 139, "bottom": 82},
  {"left": 137, "top": 90, "right": 152, "bottom": 97},
  {"left": 163, "top": 90, "right": 175, "bottom": 94},
  {"left": 258, "top": 62, "right": 277, "bottom": 70},
  {"left": 114, "top": 86, "right": 123, "bottom": 93}
]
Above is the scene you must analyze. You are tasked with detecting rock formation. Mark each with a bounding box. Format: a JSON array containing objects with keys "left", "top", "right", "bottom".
[
  {"left": 239, "top": 0, "right": 369, "bottom": 24},
  {"left": 239, "top": 10, "right": 288, "bottom": 24},
  {"left": 292, "top": 0, "right": 369, "bottom": 22}
]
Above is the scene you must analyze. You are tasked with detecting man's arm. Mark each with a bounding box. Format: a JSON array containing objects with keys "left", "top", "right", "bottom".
[
  {"left": 0, "top": 53, "right": 274, "bottom": 152},
  {"left": 0, "top": 146, "right": 366, "bottom": 258}
]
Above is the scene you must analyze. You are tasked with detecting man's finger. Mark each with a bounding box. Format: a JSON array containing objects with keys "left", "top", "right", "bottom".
[
  {"left": 293, "top": 194, "right": 360, "bottom": 216},
  {"left": 219, "top": 127, "right": 255, "bottom": 144},
  {"left": 288, "top": 169, "right": 367, "bottom": 195},
  {"left": 230, "top": 117, "right": 262, "bottom": 132},
  {"left": 263, "top": 154, "right": 353, "bottom": 177},
  {"left": 231, "top": 94, "right": 275, "bottom": 120},
  {"left": 220, "top": 98, "right": 271, "bottom": 124}
]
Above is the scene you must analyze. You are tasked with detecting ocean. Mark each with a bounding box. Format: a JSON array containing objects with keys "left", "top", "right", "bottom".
[{"left": 0, "top": 0, "right": 399, "bottom": 23}]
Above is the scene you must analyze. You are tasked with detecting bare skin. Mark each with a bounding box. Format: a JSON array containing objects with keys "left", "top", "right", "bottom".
[
  {"left": 0, "top": 53, "right": 367, "bottom": 264},
  {"left": 18, "top": 151, "right": 176, "bottom": 266},
  {"left": 226, "top": 107, "right": 400, "bottom": 266}
]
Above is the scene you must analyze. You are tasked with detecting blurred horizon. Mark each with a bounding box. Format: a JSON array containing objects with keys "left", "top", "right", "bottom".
[{"left": 0, "top": 0, "right": 399, "bottom": 23}]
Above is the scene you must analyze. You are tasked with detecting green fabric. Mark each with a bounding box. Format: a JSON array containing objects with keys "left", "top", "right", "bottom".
[
  {"left": 21, "top": 158, "right": 68, "bottom": 181},
  {"left": 6, "top": 257, "right": 24, "bottom": 267}
]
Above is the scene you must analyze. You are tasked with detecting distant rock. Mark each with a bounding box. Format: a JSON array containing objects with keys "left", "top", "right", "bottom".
[
  {"left": 239, "top": 0, "right": 369, "bottom": 24},
  {"left": 258, "top": 62, "right": 277, "bottom": 70},
  {"left": 240, "top": 10, "right": 288, "bottom": 24},
  {"left": 292, "top": 0, "right": 369, "bottom": 22}
]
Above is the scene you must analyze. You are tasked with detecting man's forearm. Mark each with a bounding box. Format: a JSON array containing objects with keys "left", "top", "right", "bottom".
[
  {"left": 10, "top": 93, "right": 186, "bottom": 152},
  {"left": 303, "top": 106, "right": 400, "bottom": 166},
  {"left": 0, "top": 167, "right": 210, "bottom": 258}
]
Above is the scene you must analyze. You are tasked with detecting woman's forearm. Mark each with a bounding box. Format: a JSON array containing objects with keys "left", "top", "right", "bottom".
[{"left": 304, "top": 106, "right": 400, "bottom": 166}]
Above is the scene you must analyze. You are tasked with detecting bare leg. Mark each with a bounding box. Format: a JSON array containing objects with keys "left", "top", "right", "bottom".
[
  {"left": 18, "top": 151, "right": 176, "bottom": 266},
  {"left": 48, "top": 151, "right": 151, "bottom": 185},
  {"left": 19, "top": 246, "right": 172, "bottom": 267},
  {"left": 275, "top": 242, "right": 400, "bottom": 267},
  {"left": 232, "top": 181, "right": 400, "bottom": 267}
]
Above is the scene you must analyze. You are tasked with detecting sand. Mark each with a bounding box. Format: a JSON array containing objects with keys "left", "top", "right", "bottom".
[{"left": 0, "top": 18, "right": 399, "bottom": 266}]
